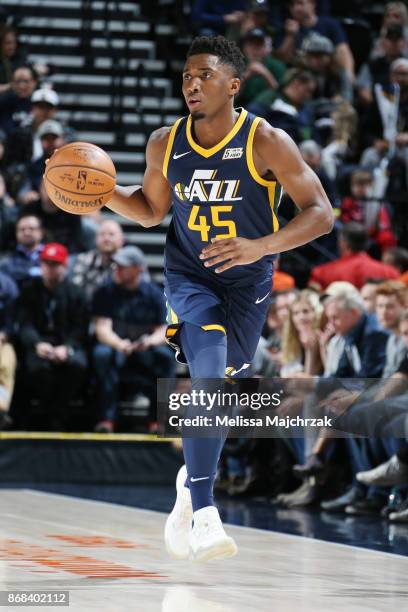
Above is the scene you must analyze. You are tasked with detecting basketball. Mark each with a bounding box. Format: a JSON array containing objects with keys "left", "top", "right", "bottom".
[{"left": 43, "top": 141, "right": 116, "bottom": 215}]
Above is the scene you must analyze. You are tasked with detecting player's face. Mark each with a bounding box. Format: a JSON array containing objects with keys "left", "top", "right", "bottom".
[
  {"left": 376, "top": 294, "right": 404, "bottom": 329},
  {"left": 182, "top": 54, "right": 239, "bottom": 120}
]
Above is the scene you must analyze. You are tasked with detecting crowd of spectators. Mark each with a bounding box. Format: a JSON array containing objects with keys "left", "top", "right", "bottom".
[
  {"left": 185, "top": 0, "right": 408, "bottom": 522},
  {"left": 1, "top": 2, "right": 408, "bottom": 520}
]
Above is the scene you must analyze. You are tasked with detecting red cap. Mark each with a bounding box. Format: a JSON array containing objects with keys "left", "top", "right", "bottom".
[{"left": 40, "top": 243, "right": 69, "bottom": 265}]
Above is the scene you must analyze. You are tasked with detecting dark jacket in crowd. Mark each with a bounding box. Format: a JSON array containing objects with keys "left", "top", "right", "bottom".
[
  {"left": 0, "top": 270, "right": 18, "bottom": 338},
  {"left": 18, "top": 277, "right": 89, "bottom": 351},
  {"left": 334, "top": 312, "right": 389, "bottom": 378}
]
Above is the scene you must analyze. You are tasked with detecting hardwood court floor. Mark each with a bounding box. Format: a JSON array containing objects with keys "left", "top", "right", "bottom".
[{"left": 1, "top": 489, "right": 407, "bottom": 611}]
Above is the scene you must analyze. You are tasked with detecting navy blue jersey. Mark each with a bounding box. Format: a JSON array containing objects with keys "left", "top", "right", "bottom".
[{"left": 162, "top": 108, "right": 282, "bottom": 288}]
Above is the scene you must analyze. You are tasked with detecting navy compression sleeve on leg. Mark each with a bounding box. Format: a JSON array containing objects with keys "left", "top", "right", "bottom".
[{"left": 179, "top": 322, "right": 228, "bottom": 512}]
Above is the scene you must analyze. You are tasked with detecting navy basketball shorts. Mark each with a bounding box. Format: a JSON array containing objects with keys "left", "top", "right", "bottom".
[{"left": 164, "top": 271, "right": 272, "bottom": 376}]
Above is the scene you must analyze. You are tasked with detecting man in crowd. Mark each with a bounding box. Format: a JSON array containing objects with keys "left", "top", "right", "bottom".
[
  {"left": 0, "top": 65, "right": 37, "bottom": 135},
  {"left": 18, "top": 120, "right": 65, "bottom": 206},
  {"left": 238, "top": 28, "right": 286, "bottom": 107},
  {"left": 275, "top": 0, "right": 354, "bottom": 81},
  {"left": 309, "top": 223, "right": 400, "bottom": 290},
  {"left": 248, "top": 68, "right": 316, "bottom": 142},
  {"left": 70, "top": 219, "right": 124, "bottom": 302},
  {"left": 0, "top": 214, "right": 44, "bottom": 288},
  {"left": 92, "top": 245, "right": 175, "bottom": 433},
  {"left": 18, "top": 243, "right": 89, "bottom": 430}
]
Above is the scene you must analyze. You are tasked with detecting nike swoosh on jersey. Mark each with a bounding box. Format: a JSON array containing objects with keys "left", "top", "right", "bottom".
[
  {"left": 190, "top": 476, "right": 210, "bottom": 482},
  {"left": 173, "top": 151, "right": 191, "bottom": 159},
  {"left": 255, "top": 292, "right": 270, "bottom": 304}
]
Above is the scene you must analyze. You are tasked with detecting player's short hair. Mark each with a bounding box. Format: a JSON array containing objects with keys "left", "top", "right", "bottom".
[{"left": 187, "top": 36, "right": 246, "bottom": 78}]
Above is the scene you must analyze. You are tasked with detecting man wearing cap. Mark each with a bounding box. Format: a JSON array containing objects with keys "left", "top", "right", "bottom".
[
  {"left": 248, "top": 68, "right": 316, "bottom": 142},
  {"left": 274, "top": 0, "right": 354, "bottom": 82},
  {"left": 238, "top": 28, "right": 286, "bottom": 106},
  {"left": 18, "top": 242, "right": 89, "bottom": 430},
  {"left": 18, "top": 119, "right": 65, "bottom": 206},
  {"left": 301, "top": 32, "right": 353, "bottom": 103},
  {"left": 92, "top": 245, "right": 175, "bottom": 433}
]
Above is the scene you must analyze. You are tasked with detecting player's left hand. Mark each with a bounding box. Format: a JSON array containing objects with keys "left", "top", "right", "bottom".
[{"left": 200, "top": 237, "right": 267, "bottom": 273}]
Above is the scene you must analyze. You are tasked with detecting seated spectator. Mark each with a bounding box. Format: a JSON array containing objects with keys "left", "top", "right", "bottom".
[
  {"left": 360, "top": 278, "right": 383, "bottom": 314},
  {"left": 24, "top": 180, "right": 94, "bottom": 253},
  {"left": 0, "top": 25, "right": 28, "bottom": 93},
  {"left": 0, "top": 65, "right": 37, "bottom": 135},
  {"left": 248, "top": 68, "right": 316, "bottom": 142},
  {"left": 357, "top": 23, "right": 406, "bottom": 106},
  {"left": 289, "top": 290, "right": 390, "bottom": 511},
  {"left": 360, "top": 58, "right": 408, "bottom": 164},
  {"left": 0, "top": 214, "right": 44, "bottom": 288},
  {"left": 340, "top": 169, "right": 397, "bottom": 256},
  {"left": 0, "top": 270, "right": 18, "bottom": 429},
  {"left": 0, "top": 159, "right": 17, "bottom": 249},
  {"left": 309, "top": 223, "right": 400, "bottom": 290},
  {"left": 370, "top": 2, "right": 408, "bottom": 61},
  {"left": 274, "top": 0, "right": 354, "bottom": 82},
  {"left": 375, "top": 280, "right": 407, "bottom": 377},
  {"left": 92, "top": 246, "right": 175, "bottom": 433},
  {"left": 299, "top": 139, "right": 338, "bottom": 207},
  {"left": 300, "top": 33, "right": 353, "bottom": 103},
  {"left": 191, "top": 0, "right": 247, "bottom": 36},
  {"left": 255, "top": 288, "right": 298, "bottom": 377},
  {"left": 70, "top": 219, "right": 124, "bottom": 302},
  {"left": 238, "top": 28, "right": 286, "bottom": 106},
  {"left": 281, "top": 289, "right": 323, "bottom": 376},
  {"left": 18, "top": 243, "right": 89, "bottom": 430},
  {"left": 18, "top": 120, "right": 65, "bottom": 205},
  {"left": 29, "top": 88, "right": 76, "bottom": 159},
  {"left": 240, "top": 0, "right": 275, "bottom": 40},
  {"left": 382, "top": 246, "right": 408, "bottom": 274}
]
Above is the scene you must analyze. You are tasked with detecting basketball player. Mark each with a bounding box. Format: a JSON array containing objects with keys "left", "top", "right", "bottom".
[{"left": 106, "top": 36, "right": 334, "bottom": 561}]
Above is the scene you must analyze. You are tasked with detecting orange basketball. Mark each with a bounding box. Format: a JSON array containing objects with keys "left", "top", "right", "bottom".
[{"left": 44, "top": 141, "right": 116, "bottom": 215}]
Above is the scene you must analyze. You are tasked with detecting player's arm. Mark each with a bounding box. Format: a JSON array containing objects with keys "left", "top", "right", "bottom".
[
  {"left": 105, "top": 127, "right": 172, "bottom": 227},
  {"left": 200, "top": 122, "right": 334, "bottom": 273},
  {"left": 253, "top": 123, "right": 334, "bottom": 253}
]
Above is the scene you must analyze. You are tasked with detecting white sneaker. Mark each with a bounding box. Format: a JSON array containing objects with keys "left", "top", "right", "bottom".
[
  {"left": 189, "top": 506, "right": 238, "bottom": 562},
  {"left": 356, "top": 455, "right": 408, "bottom": 487},
  {"left": 164, "top": 465, "right": 192, "bottom": 559}
]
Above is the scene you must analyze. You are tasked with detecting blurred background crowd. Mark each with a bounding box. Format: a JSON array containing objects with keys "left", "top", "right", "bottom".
[{"left": 1, "top": 1, "right": 408, "bottom": 520}]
